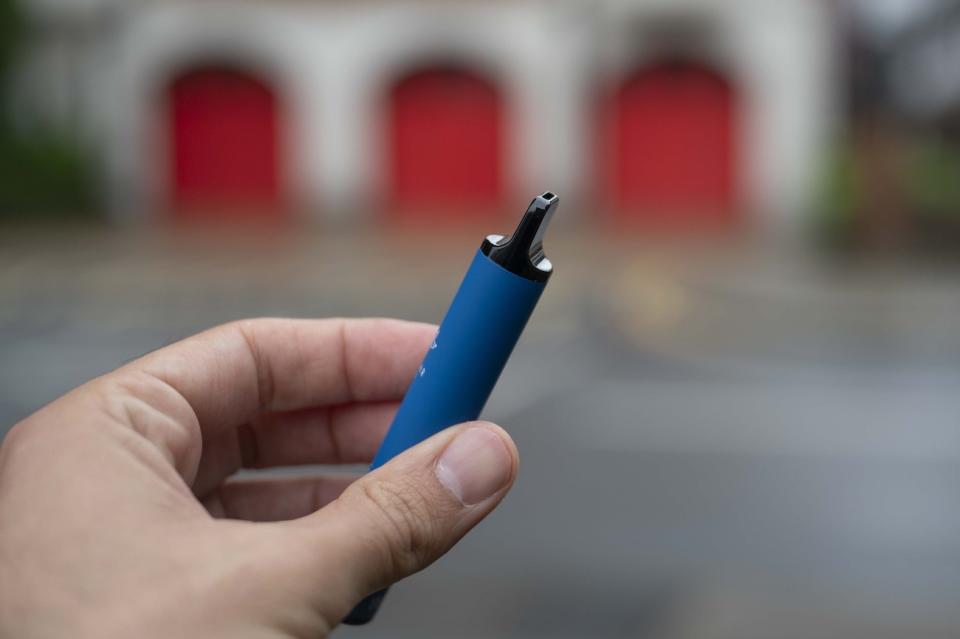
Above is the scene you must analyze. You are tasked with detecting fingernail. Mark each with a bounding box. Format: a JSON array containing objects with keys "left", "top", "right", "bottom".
[{"left": 435, "top": 426, "right": 513, "bottom": 506}]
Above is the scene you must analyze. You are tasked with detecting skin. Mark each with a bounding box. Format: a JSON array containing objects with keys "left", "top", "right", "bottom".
[{"left": 0, "top": 318, "right": 519, "bottom": 638}]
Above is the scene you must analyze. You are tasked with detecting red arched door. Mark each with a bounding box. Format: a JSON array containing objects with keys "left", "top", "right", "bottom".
[
  {"left": 599, "top": 60, "right": 739, "bottom": 227},
  {"left": 167, "top": 67, "right": 284, "bottom": 220},
  {"left": 388, "top": 67, "right": 503, "bottom": 220}
]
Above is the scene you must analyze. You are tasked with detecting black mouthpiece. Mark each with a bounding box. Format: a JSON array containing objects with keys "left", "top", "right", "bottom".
[{"left": 481, "top": 192, "right": 558, "bottom": 283}]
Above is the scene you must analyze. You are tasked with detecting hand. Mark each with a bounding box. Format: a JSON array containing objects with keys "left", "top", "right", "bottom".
[{"left": 0, "top": 319, "right": 518, "bottom": 638}]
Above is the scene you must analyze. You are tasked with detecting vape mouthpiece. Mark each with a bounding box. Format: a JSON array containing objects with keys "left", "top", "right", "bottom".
[{"left": 482, "top": 191, "right": 558, "bottom": 282}]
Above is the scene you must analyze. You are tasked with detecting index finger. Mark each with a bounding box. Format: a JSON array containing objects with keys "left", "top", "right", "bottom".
[{"left": 135, "top": 318, "right": 435, "bottom": 430}]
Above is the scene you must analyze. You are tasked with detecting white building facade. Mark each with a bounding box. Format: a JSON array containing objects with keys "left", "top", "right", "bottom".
[{"left": 18, "top": 0, "right": 840, "bottom": 232}]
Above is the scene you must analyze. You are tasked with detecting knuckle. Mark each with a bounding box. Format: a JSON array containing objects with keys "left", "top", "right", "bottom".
[
  {"left": 0, "top": 420, "right": 33, "bottom": 460},
  {"left": 348, "top": 477, "right": 444, "bottom": 577},
  {"left": 232, "top": 320, "right": 276, "bottom": 411},
  {"left": 97, "top": 372, "right": 200, "bottom": 471}
]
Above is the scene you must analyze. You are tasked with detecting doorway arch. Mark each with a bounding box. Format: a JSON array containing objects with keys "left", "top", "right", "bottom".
[
  {"left": 166, "top": 66, "right": 285, "bottom": 219},
  {"left": 599, "top": 59, "right": 739, "bottom": 227},
  {"left": 387, "top": 66, "right": 504, "bottom": 219}
]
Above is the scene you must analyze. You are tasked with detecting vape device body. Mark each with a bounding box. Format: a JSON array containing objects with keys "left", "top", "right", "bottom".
[{"left": 343, "top": 192, "right": 559, "bottom": 625}]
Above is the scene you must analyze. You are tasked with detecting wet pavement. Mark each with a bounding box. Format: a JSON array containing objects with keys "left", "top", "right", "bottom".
[{"left": 2, "top": 226, "right": 960, "bottom": 637}]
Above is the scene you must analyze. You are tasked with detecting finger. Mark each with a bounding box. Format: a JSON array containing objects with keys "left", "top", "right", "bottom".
[
  {"left": 136, "top": 317, "right": 434, "bottom": 426},
  {"left": 106, "top": 318, "right": 435, "bottom": 482},
  {"left": 248, "top": 403, "right": 398, "bottom": 467},
  {"left": 283, "top": 422, "right": 518, "bottom": 617},
  {"left": 192, "top": 401, "right": 398, "bottom": 497},
  {"left": 204, "top": 474, "right": 358, "bottom": 521}
]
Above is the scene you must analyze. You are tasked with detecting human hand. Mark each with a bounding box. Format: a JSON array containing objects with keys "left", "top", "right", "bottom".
[{"left": 0, "top": 319, "right": 518, "bottom": 638}]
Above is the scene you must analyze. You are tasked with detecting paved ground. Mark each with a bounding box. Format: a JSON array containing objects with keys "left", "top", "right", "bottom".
[{"left": 2, "top": 226, "right": 960, "bottom": 638}]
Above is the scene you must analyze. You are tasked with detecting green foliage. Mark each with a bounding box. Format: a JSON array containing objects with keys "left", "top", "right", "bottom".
[
  {"left": 0, "top": 127, "right": 99, "bottom": 220},
  {"left": 0, "top": 0, "right": 100, "bottom": 221},
  {"left": 812, "top": 142, "right": 860, "bottom": 247},
  {"left": 812, "top": 133, "right": 960, "bottom": 250},
  {"left": 906, "top": 137, "right": 960, "bottom": 220}
]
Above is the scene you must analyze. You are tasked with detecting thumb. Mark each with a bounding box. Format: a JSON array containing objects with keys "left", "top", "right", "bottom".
[{"left": 296, "top": 421, "right": 518, "bottom": 612}]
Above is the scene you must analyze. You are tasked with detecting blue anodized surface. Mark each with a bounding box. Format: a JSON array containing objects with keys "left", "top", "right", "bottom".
[{"left": 370, "top": 249, "right": 546, "bottom": 468}]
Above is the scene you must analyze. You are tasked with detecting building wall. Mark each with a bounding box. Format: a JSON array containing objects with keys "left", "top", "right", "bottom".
[{"left": 19, "top": 0, "right": 839, "bottom": 233}]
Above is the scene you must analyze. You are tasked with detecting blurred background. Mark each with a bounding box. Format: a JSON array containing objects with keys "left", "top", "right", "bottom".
[{"left": 2, "top": 0, "right": 960, "bottom": 637}]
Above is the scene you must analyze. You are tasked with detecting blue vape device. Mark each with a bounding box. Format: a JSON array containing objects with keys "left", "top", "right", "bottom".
[{"left": 343, "top": 192, "right": 559, "bottom": 625}]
